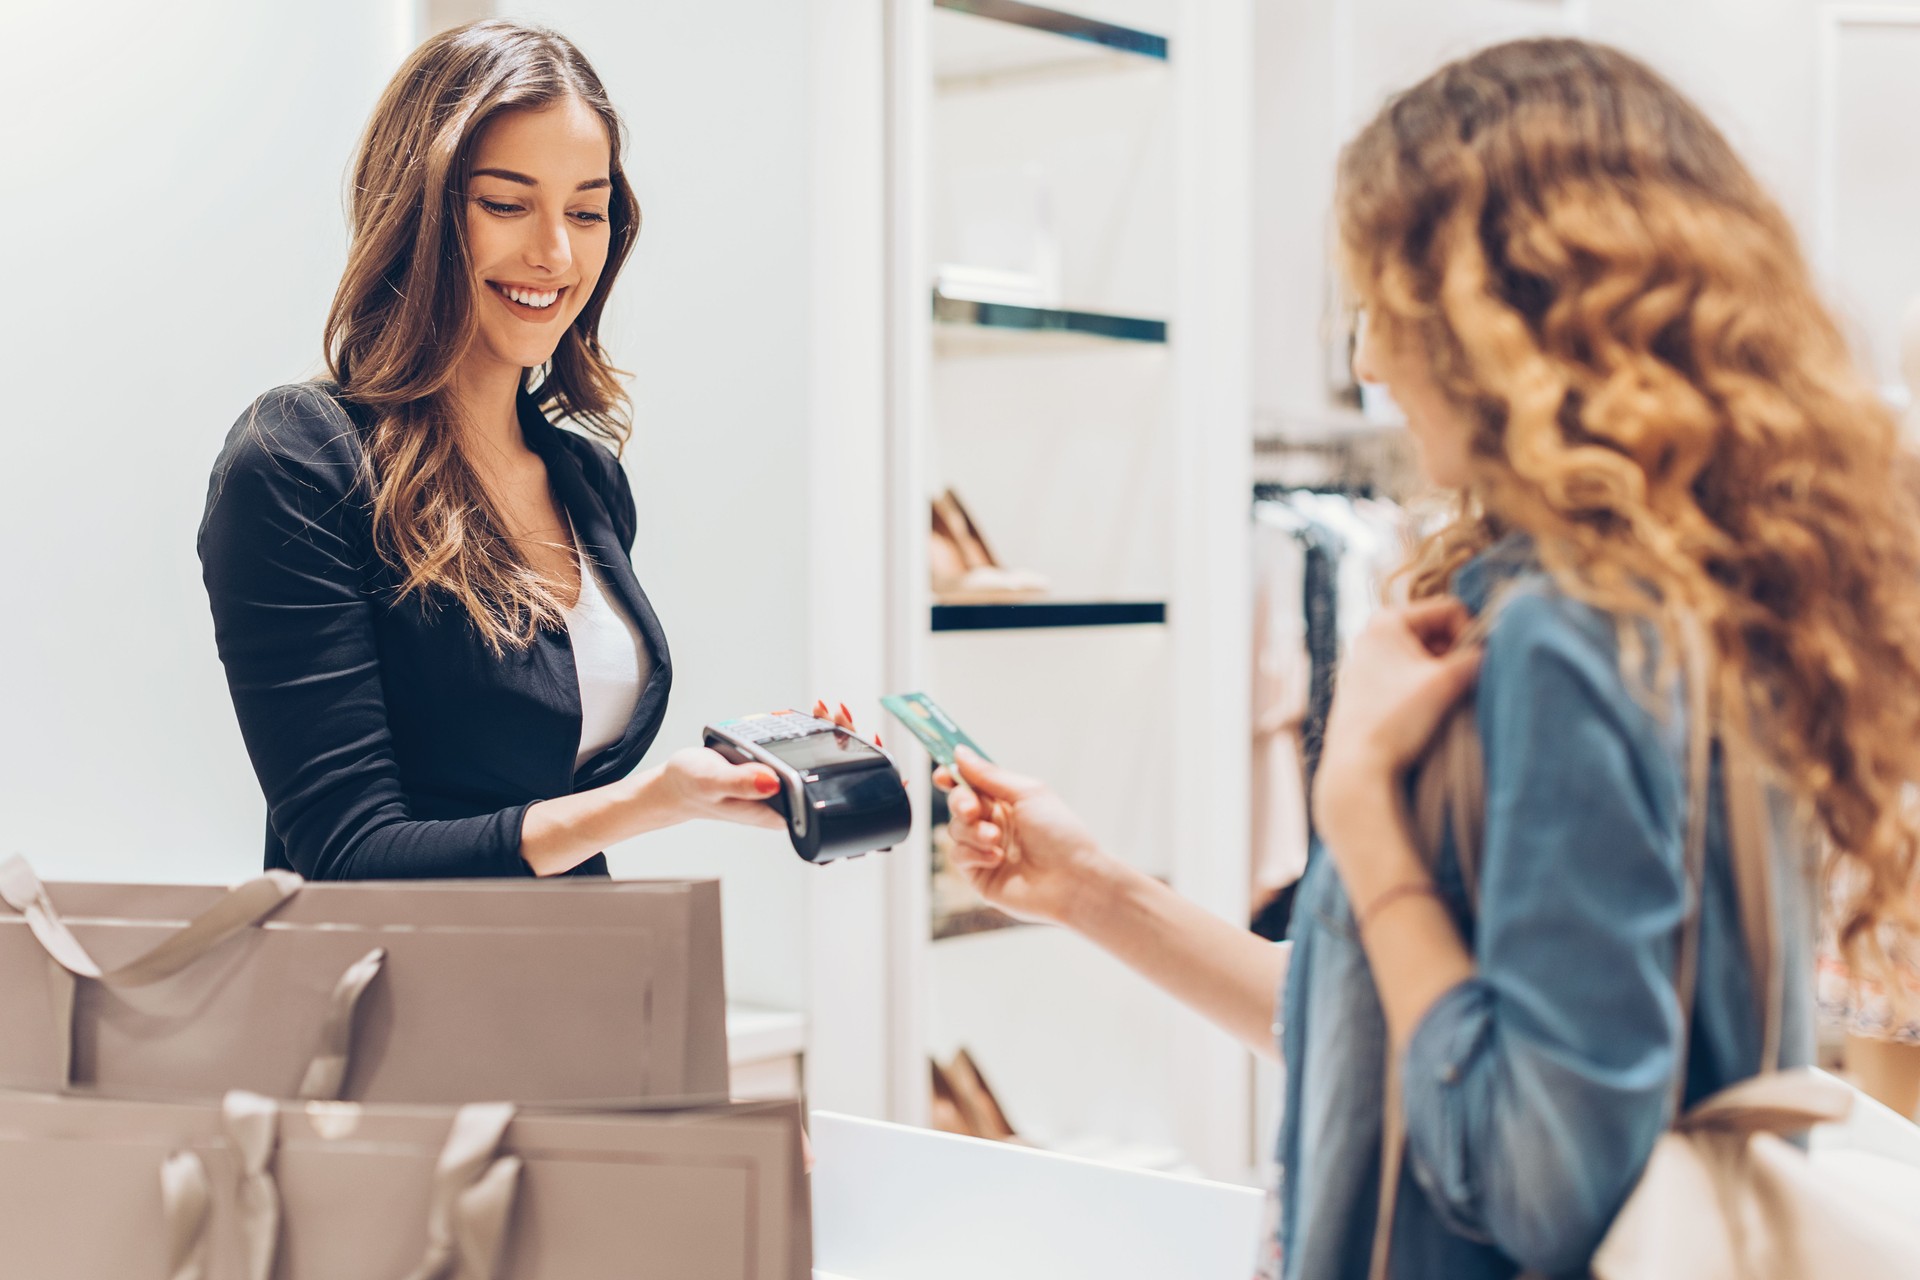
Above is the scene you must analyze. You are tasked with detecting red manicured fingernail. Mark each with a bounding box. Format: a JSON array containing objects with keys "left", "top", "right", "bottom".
[
  {"left": 838, "top": 702, "right": 852, "bottom": 722},
  {"left": 875, "top": 733, "right": 883, "bottom": 747},
  {"left": 756, "top": 774, "right": 780, "bottom": 795}
]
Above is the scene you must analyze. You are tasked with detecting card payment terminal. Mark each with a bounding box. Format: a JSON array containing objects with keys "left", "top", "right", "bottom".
[{"left": 703, "top": 712, "right": 912, "bottom": 864}]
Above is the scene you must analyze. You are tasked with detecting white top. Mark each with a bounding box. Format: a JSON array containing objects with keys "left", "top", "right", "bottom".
[{"left": 563, "top": 517, "right": 651, "bottom": 770}]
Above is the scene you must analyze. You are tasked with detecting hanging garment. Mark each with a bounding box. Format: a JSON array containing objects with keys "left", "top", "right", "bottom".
[
  {"left": 1298, "top": 518, "right": 1343, "bottom": 794},
  {"left": 1251, "top": 505, "right": 1313, "bottom": 915}
]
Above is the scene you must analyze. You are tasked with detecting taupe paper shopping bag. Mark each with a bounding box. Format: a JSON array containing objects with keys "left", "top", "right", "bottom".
[
  {"left": 0, "top": 859, "right": 728, "bottom": 1104},
  {"left": 0, "top": 1089, "right": 810, "bottom": 1279}
]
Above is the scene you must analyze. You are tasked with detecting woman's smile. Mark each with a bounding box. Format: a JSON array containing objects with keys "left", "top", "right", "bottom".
[{"left": 486, "top": 280, "right": 569, "bottom": 320}]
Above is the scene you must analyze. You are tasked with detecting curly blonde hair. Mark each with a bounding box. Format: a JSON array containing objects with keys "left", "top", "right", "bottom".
[{"left": 1337, "top": 38, "right": 1920, "bottom": 984}]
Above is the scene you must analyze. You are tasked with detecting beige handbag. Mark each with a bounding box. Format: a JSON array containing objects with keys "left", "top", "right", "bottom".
[
  {"left": 1372, "top": 619, "right": 1920, "bottom": 1279},
  {"left": 0, "top": 860, "right": 728, "bottom": 1104},
  {"left": 0, "top": 1087, "right": 809, "bottom": 1279}
]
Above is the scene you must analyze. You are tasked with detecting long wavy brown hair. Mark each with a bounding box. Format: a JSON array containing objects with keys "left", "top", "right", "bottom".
[
  {"left": 324, "top": 19, "right": 640, "bottom": 653},
  {"left": 1338, "top": 38, "right": 1920, "bottom": 984}
]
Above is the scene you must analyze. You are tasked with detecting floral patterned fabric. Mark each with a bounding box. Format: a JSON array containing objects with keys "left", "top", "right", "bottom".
[{"left": 1818, "top": 933, "right": 1920, "bottom": 1046}]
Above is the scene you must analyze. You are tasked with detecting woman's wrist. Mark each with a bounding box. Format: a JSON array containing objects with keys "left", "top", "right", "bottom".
[
  {"left": 617, "top": 764, "right": 690, "bottom": 836},
  {"left": 1317, "top": 761, "right": 1430, "bottom": 886},
  {"left": 1313, "top": 754, "right": 1401, "bottom": 852},
  {"left": 1061, "top": 850, "right": 1154, "bottom": 936},
  {"left": 519, "top": 766, "right": 685, "bottom": 876}
]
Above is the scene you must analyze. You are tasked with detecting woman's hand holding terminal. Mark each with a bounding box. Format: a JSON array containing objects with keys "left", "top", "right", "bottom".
[
  {"left": 521, "top": 698, "right": 871, "bottom": 874},
  {"left": 653, "top": 747, "right": 788, "bottom": 830},
  {"left": 658, "top": 697, "right": 872, "bottom": 831}
]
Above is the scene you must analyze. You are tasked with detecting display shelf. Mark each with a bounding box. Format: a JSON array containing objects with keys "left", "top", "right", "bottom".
[
  {"left": 1249, "top": 404, "right": 1407, "bottom": 445},
  {"left": 726, "top": 1003, "right": 808, "bottom": 1065},
  {"left": 932, "top": 288, "right": 1169, "bottom": 355},
  {"left": 931, "top": 600, "right": 1167, "bottom": 631},
  {"left": 935, "top": 0, "right": 1168, "bottom": 59},
  {"left": 888, "top": 0, "right": 1254, "bottom": 1180},
  {"left": 932, "top": 0, "right": 1168, "bottom": 91},
  {"left": 933, "top": 872, "right": 1173, "bottom": 942},
  {"left": 933, "top": 900, "right": 1036, "bottom": 941}
]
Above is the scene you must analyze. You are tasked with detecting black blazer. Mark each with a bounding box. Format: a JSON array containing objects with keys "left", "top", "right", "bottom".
[{"left": 198, "top": 382, "right": 673, "bottom": 879}]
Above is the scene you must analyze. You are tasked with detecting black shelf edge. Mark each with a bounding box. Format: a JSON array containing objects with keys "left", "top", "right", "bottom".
[
  {"left": 932, "top": 601, "right": 1167, "bottom": 632},
  {"left": 932, "top": 874, "right": 1173, "bottom": 941},
  {"left": 932, "top": 903, "right": 1039, "bottom": 941},
  {"left": 933, "top": 0, "right": 1169, "bottom": 61},
  {"left": 932, "top": 290, "right": 1169, "bottom": 345}
]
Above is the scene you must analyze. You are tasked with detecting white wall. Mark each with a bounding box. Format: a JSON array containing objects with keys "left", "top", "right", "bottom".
[
  {"left": 1253, "top": 0, "right": 1920, "bottom": 423},
  {"left": 0, "top": 0, "right": 412, "bottom": 885},
  {"left": 1809, "top": 7, "right": 1920, "bottom": 398}
]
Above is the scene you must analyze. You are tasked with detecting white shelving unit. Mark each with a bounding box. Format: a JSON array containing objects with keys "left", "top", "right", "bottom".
[
  {"left": 882, "top": 0, "right": 1255, "bottom": 1180},
  {"left": 727, "top": 1002, "right": 808, "bottom": 1101}
]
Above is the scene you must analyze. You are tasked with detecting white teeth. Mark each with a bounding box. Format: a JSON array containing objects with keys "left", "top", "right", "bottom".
[{"left": 499, "top": 285, "right": 559, "bottom": 309}]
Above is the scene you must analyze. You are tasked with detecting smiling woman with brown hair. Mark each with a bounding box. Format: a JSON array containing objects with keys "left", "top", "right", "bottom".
[{"left": 198, "top": 20, "right": 842, "bottom": 880}]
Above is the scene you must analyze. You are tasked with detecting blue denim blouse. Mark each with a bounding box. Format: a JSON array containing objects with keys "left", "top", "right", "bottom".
[{"left": 1274, "top": 541, "right": 1815, "bottom": 1279}]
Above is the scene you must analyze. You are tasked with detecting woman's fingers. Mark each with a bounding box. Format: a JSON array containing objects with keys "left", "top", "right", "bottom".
[
  {"left": 947, "top": 830, "right": 1002, "bottom": 859},
  {"left": 1398, "top": 596, "right": 1472, "bottom": 652},
  {"left": 814, "top": 699, "right": 856, "bottom": 731},
  {"left": 948, "top": 855, "right": 1003, "bottom": 887},
  {"left": 946, "top": 838, "right": 1004, "bottom": 871},
  {"left": 951, "top": 747, "right": 1037, "bottom": 805},
  {"left": 957, "top": 816, "right": 1001, "bottom": 844},
  {"left": 949, "top": 804, "right": 1007, "bottom": 851},
  {"left": 949, "top": 788, "right": 1013, "bottom": 842},
  {"left": 947, "top": 810, "right": 993, "bottom": 846},
  {"left": 720, "top": 797, "right": 789, "bottom": 829},
  {"left": 723, "top": 763, "right": 781, "bottom": 799},
  {"left": 1426, "top": 644, "right": 1484, "bottom": 708}
]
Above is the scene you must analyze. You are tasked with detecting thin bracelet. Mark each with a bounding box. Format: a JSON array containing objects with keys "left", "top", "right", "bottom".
[{"left": 1356, "top": 881, "right": 1443, "bottom": 933}]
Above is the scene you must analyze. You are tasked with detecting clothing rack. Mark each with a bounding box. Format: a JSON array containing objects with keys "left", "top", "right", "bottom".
[
  {"left": 1250, "top": 409, "right": 1418, "bottom": 497},
  {"left": 1254, "top": 478, "right": 1377, "bottom": 501}
]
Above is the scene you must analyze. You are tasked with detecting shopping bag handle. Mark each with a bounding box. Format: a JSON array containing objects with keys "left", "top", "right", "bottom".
[
  {"left": 0, "top": 856, "right": 303, "bottom": 986},
  {"left": 219, "top": 1092, "right": 523, "bottom": 1280},
  {"left": 0, "top": 857, "right": 384, "bottom": 1099},
  {"left": 1674, "top": 1066, "right": 1854, "bottom": 1136},
  {"left": 225, "top": 1092, "right": 280, "bottom": 1280},
  {"left": 296, "top": 945, "right": 387, "bottom": 1101},
  {"left": 160, "top": 1149, "right": 212, "bottom": 1280},
  {"left": 401, "top": 1101, "right": 524, "bottom": 1280}
]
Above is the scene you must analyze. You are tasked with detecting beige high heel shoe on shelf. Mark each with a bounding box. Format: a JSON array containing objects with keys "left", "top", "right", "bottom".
[
  {"left": 944, "top": 1048, "right": 1022, "bottom": 1143},
  {"left": 930, "top": 1059, "right": 977, "bottom": 1138},
  {"left": 928, "top": 1051, "right": 1024, "bottom": 1144},
  {"left": 929, "top": 489, "right": 1049, "bottom": 604}
]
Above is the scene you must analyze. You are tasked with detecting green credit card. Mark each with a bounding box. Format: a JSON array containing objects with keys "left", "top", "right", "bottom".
[{"left": 880, "top": 693, "right": 992, "bottom": 767}]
